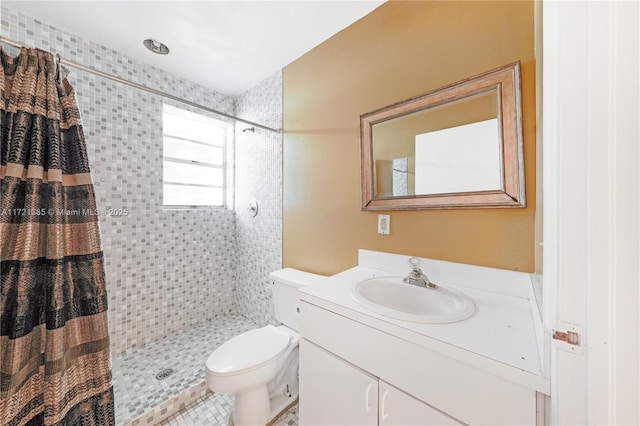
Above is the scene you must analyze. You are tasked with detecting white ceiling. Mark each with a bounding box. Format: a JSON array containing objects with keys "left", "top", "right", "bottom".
[{"left": 4, "top": 1, "right": 384, "bottom": 96}]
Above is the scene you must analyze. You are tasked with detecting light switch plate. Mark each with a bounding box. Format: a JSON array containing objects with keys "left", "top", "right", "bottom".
[{"left": 378, "top": 215, "right": 390, "bottom": 235}]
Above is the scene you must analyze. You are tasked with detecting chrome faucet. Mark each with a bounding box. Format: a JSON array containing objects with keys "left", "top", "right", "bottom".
[{"left": 403, "top": 257, "right": 438, "bottom": 289}]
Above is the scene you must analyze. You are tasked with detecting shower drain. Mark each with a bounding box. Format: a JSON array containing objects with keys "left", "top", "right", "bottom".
[{"left": 155, "top": 368, "right": 175, "bottom": 380}]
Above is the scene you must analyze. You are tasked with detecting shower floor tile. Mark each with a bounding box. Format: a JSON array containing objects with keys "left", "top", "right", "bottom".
[{"left": 112, "top": 314, "right": 259, "bottom": 425}]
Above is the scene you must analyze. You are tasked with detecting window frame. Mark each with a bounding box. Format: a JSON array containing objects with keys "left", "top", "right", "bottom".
[{"left": 162, "top": 104, "right": 230, "bottom": 209}]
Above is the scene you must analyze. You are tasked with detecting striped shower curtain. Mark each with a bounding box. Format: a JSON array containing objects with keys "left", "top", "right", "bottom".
[{"left": 0, "top": 47, "right": 114, "bottom": 425}]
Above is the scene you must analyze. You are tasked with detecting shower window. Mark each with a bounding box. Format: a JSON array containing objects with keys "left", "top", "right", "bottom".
[{"left": 162, "top": 104, "right": 230, "bottom": 207}]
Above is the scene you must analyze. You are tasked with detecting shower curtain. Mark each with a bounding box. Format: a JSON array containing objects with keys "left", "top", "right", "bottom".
[{"left": 0, "top": 47, "right": 114, "bottom": 425}]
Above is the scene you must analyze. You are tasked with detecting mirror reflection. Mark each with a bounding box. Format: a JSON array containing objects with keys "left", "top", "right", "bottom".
[{"left": 373, "top": 90, "right": 501, "bottom": 197}]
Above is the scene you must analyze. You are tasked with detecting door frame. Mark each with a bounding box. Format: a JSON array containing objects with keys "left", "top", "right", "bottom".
[{"left": 542, "top": 1, "right": 639, "bottom": 424}]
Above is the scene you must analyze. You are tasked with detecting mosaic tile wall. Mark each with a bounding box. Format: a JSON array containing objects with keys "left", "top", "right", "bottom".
[
  {"left": 233, "top": 72, "right": 283, "bottom": 327},
  {"left": 1, "top": 7, "right": 242, "bottom": 355}
]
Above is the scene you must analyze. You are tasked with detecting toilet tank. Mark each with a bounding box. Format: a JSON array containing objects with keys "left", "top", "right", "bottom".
[{"left": 270, "top": 268, "right": 326, "bottom": 332}]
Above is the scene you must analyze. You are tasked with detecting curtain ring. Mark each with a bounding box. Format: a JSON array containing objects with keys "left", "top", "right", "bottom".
[
  {"left": 55, "top": 53, "right": 62, "bottom": 83},
  {"left": 54, "top": 53, "right": 70, "bottom": 84}
]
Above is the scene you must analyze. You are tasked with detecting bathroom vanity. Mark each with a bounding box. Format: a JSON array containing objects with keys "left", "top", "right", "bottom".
[{"left": 297, "top": 250, "right": 549, "bottom": 425}]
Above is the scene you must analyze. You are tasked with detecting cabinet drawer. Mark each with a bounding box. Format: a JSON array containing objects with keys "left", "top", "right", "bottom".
[{"left": 300, "top": 301, "right": 537, "bottom": 425}]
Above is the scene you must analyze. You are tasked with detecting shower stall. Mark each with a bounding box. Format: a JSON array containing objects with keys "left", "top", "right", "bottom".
[{"left": 1, "top": 6, "right": 283, "bottom": 425}]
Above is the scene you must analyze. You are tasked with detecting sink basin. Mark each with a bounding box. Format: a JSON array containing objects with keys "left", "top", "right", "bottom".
[{"left": 351, "top": 276, "right": 475, "bottom": 323}]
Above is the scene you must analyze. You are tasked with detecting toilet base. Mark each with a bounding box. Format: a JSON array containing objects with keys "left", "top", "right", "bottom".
[
  {"left": 231, "top": 385, "right": 270, "bottom": 426},
  {"left": 230, "top": 382, "right": 299, "bottom": 426},
  {"left": 268, "top": 379, "right": 299, "bottom": 424}
]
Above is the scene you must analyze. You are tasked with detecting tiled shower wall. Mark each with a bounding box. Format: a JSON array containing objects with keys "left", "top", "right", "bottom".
[
  {"left": 233, "top": 72, "right": 283, "bottom": 326},
  {"left": 0, "top": 7, "right": 264, "bottom": 355}
]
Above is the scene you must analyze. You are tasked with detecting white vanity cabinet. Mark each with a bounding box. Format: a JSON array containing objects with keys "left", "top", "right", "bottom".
[
  {"left": 300, "top": 339, "right": 460, "bottom": 426},
  {"left": 298, "top": 299, "right": 542, "bottom": 426}
]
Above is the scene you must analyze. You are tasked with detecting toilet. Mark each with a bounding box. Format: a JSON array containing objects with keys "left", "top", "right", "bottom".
[{"left": 206, "top": 268, "right": 325, "bottom": 426}]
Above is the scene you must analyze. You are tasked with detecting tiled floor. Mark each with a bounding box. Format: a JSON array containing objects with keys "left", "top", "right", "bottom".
[
  {"left": 112, "top": 314, "right": 259, "bottom": 425},
  {"left": 160, "top": 392, "right": 299, "bottom": 426}
]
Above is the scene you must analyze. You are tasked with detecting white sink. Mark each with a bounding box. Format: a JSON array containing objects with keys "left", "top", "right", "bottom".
[{"left": 351, "top": 276, "right": 475, "bottom": 323}]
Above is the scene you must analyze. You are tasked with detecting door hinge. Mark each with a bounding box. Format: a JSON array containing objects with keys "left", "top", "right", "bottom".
[{"left": 552, "top": 321, "right": 583, "bottom": 354}]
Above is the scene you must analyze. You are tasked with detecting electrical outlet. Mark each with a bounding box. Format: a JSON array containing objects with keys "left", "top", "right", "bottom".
[{"left": 378, "top": 214, "right": 390, "bottom": 235}]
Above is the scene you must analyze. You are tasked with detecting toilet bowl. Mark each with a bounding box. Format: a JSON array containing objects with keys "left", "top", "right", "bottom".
[
  {"left": 205, "top": 268, "right": 325, "bottom": 426},
  {"left": 206, "top": 325, "right": 299, "bottom": 425}
]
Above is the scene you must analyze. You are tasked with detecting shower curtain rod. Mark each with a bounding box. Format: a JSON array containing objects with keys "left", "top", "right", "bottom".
[{"left": 0, "top": 36, "right": 281, "bottom": 133}]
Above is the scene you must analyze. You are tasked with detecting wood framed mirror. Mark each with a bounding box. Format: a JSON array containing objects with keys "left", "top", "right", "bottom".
[{"left": 360, "top": 62, "right": 525, "bottom": 210}]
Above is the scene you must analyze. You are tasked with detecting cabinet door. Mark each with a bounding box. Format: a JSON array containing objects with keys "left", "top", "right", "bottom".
[
  {"left": 379, "top": 381, "right": 462, "bottom": 426},
  {"left": 300, "top": 339, "right": 378, "bottom": 425}
]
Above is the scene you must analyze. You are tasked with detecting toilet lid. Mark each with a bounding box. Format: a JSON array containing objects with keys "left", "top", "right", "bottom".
[{"left": 206, "top": 325, "right": 290, "bottom": 376}]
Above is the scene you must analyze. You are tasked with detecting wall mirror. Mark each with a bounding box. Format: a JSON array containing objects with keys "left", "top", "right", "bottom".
[{"left": 360, "top": 62, "right": 525, "bottom": 210}]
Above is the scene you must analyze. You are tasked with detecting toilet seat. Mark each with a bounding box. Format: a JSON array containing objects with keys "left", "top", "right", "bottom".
[{"left": 206, "top": 325, "right": 291, "bottom": 377}]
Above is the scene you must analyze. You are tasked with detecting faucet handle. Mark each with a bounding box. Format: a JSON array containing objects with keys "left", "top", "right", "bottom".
[{"left": 408, "top": 257, "right": 421, "bottom": 271}]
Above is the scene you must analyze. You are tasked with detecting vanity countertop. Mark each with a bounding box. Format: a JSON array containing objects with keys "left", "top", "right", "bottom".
[{"left": 297, "top": 250, "right": 550, "bottom": 395}]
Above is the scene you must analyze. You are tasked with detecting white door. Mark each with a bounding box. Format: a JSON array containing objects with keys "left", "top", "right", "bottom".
[
  {"left": 543, "top": 1, "right": 640, "bottom": 425},
  {"left": 379, "top": 381, "right": 462, "bottom": 426},
  {"left": 299, "top": 339, "right": 378, "bottom": 425}
]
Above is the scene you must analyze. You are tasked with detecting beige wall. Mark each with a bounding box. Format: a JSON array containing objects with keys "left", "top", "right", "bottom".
[{"left": 283, "top": 1, "right": 536, "bottom": 275}]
